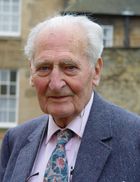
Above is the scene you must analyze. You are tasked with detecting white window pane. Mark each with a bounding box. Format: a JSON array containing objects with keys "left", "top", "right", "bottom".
[
  {"left": 0, "top": 70, "right": 8, "bottom": 81},
  {"left": 102, "top": 25, "right": 113, "bottom": 47},
  {"left": 0, "top": 111, "right": 7, "bottom": 122},
  {"left": 12, "top": 26, "right": 18, "bottom": 32},
  {"left": 12, "top": 4, "right": 18, "bottom": 11},
  {"left": 0, "top": 15, "right": 2, "bottom": 22},
  {"left": 3, "top": 24, "right": 9, "bottom": 31},
  {"left": 9, "top": 98, "right": 16, "bottom": 108},
  {"left": 3, "top": 4, "right": 9, "bottom": 12},
  {"left": 12, "top": 15, "right": 18, "bottom": 22},
  {"left": 0, "top": 0, "right": 20, "bottom": 36},
  {"left": 3, "top": 15, "right": 10, "bottom": 22},
  {"left": 9, "top": 111, "right": 15, "bottom": 122},
  {"left": 0, "top": 98, "right": 8, "bottom": 110},
  {"left": 0, "top": 69, "right": 17, "bottom": 124},
  {"left": 13, "top": 0, "right": 19, "bottom": 2}
]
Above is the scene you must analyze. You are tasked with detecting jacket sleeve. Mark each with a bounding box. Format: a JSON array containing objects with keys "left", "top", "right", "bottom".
[{"left": 0, "top": 130, "right": 11, "bottom": 182}]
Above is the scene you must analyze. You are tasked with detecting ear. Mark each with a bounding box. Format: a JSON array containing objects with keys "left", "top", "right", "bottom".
[
  {"left": 92, "top": 58, "right": 103, "bottom": 86},
  {"left": 29, "top": 62, "right": 35, "bottom": 87}
]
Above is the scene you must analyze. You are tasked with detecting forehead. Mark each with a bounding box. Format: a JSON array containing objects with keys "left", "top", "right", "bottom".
[{"left": 34, "top": 24, "right": 87, "bottom": 57}]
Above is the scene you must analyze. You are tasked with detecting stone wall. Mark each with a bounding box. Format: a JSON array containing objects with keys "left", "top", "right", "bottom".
[
  {"left": 97, "top": 48, "right": 140, "bottom": 115},
  {"left": 0, "top": 0, "right": 66, "bottom": 139}
]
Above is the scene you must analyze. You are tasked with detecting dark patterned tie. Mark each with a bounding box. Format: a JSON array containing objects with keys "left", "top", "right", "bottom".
[{"left": 44, "top": 129, "right": 74, "bottom": 182}]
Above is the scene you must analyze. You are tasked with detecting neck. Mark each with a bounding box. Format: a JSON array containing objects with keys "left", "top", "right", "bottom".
[{"left": 53, "top": 115, "right": 77, "bottom": 128}]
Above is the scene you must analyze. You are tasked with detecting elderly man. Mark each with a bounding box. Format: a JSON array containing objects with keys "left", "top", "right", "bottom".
[{"left": 1, "top": 15, "right": 140, "bottom": 182}]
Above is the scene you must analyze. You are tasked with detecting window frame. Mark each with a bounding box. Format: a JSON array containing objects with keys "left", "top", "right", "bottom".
[
  {"left": 102, "top": 25, "right": 113, "bottom": 47},
  {"left": 0, "top": 69, "right": 19, "bottom": 128},
  {"left": 0, "top": 0, "right": 22, "bottom": 37}
]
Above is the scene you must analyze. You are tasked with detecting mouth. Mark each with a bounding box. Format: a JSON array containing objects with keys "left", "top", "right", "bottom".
[{"left": 48, "top": 95, "right": 71, "bottom": 102}]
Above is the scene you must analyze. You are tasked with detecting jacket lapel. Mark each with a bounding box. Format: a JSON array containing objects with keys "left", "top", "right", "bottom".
[
  {"left": 72, "top": 92, "right": 113, "bottom": 182},
  {"left": 11, "top": 120, "right": 48, "bottom": 182}
]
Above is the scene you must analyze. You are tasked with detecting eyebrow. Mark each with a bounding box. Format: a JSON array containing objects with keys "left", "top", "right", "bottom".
[
  {"left": 60, "top": 59, "right": 80, "bottom": 66},
  {"left": 33, "top": 58, "right": 80, "bottom": 67},
  {"left": 32, "top": 59, "right": 51, "bottom": 68}
]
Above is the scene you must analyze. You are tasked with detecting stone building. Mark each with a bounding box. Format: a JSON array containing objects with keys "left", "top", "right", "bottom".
[
  {"left": 0, "top": 0, "right": 72, "bottom": 142},
  {"left": 0, "top": 0, "right": 140, "bottom": 142},
  {"left": 66, "top": 0, "right": 140, "bottom": 114}
]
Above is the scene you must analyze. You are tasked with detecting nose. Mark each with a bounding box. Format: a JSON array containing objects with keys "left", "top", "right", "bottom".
[{"left": 48, "top": 68, "right": 66, "bottom": 91}]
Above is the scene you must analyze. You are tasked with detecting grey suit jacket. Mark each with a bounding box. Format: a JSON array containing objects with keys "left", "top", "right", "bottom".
[{"left": 1, "top": 92, "right": 140, "bottom": 182}]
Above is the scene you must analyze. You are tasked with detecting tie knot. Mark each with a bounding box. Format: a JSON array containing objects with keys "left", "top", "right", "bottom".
[{"left": 57, "top": 129, "right": 74, "bottom": 146}]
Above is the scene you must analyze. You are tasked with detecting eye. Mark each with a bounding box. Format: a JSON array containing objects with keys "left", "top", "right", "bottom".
[
  {"left": 66, "top": 65, "right": 77, "bottom": 70},
  {"left": 38, "top": 66, "right": 50, "bottom": 71},
  {"left": 36, "top": 65, "right": 51, "bottom": 77},
  {"left": 64, "top": 65, "right": 79, "bottom": 75}
]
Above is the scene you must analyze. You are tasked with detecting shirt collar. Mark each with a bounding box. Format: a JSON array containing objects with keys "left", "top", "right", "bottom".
[{"left": 46, "top": 92, "right": 94, "bottom": 144}]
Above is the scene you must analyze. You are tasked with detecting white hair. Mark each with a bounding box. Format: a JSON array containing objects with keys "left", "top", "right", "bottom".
[{"left": 24, "top": 14, "right": 104, "bottom": 65}]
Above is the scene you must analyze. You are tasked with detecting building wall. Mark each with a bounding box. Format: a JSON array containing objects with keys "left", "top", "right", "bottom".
[
  {"left": 19, "top": 0, "right": 67, "bottom": 123},
  {"left": 97, "top": 15, "right": 140, "bottom": 47},
  {"left": 113, "top": 18, "right": 124, "bottom": 47},
  {"left": 130, "top": 17, "right": 140, "bottom": 47},
  {"left": 0, "top": 0, "right": 67, "bottom": 140},
  {"left": 98, "top": 48, "right": 140, "bottom": 114}
]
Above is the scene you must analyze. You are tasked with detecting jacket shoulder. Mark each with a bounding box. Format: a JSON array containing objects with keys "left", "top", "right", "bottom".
[
  {"left": 94, "top": 92, "right": 140, "bottom": 137},
  {"left": 10, "top": 115, "right": 48, "bottom": 135},
  {"left": 4, "top": 115, "right": 48, "bottom": 150}
]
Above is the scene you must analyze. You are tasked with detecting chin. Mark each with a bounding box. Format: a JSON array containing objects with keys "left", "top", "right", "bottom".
[
  {"left": 41, "top": 102, "right": 77, "bottom": 117},
  {"left": 50, "top": 108, "right": 75, "bottom": 118}
]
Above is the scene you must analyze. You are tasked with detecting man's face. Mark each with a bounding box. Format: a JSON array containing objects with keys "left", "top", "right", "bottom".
[{"left": 30, "top": 25, "right": 102, "bottom": 127}]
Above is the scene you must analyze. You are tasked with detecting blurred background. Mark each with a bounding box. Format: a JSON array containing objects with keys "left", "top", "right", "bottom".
[{"left": 0, "top": 0, "right": 140, "bottom": 144}]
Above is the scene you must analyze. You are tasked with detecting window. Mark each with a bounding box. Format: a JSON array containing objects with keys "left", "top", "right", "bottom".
[
  {"left": 0, "top": 70, "right": 18, "bottom": 128},
  {"left": 0, "top": 0, "right": 21, "bottom": 37},
  {"left": 102, "top": 25, "right": 113, "bottom": 47}
]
